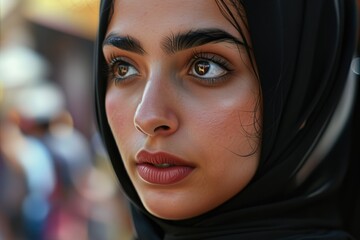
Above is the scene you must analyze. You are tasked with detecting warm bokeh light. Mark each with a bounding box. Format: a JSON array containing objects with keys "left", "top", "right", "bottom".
[{"left": 23, "top": 0, "right": 100, "bottom": 39}]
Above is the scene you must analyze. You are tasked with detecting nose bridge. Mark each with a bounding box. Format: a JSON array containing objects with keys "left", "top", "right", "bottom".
[
  {"left": 134, "top": 72, "right": 178, "bottom": 136},
  {"left": 137, "top": 74, "right": 168, "bottom": 116}
]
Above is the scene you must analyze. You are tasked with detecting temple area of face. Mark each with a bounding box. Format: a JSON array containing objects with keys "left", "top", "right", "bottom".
[{"left": 103, "top": 28, "right": 244, "bottom": 56}]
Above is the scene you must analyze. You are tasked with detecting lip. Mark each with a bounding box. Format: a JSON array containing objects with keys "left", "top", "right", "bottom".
[{"left": 135, "top": 150, "right": 195, "bottom": 185}]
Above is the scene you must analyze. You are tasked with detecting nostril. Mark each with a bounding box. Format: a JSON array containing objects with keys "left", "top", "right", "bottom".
[
  {"left": 154, "top": 125, "right": 170, "bottom": 132},
  {"left": 135, "top": 124, "right": 171, "bottom": 135}
]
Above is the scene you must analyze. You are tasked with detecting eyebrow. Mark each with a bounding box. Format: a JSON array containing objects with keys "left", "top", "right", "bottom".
[
  {"left": 162, "top": 28, "right": 245, "bottom": 54},
  {"left": 102, "top": 28, "right": 244, "bottom": 55},
  {"left": 103, "top": 33, "right": 146, "bottom": 55}
]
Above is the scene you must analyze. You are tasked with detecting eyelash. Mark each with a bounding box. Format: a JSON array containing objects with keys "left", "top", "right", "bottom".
[{"left": 106, "top": 52, "right": 233, "bottom": 86}]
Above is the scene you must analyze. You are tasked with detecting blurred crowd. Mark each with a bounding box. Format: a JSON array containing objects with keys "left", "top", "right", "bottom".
[{"left": 0, "top": 0, "right": 133, "bottom": 239}]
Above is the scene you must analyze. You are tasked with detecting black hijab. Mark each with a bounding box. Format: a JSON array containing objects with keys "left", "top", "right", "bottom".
[{"left": 94, "top": 0, "right": 359, "bottom": 239}]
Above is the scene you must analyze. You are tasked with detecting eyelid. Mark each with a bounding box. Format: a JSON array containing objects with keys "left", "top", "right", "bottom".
[
  {"left": 188, "top": 51, "right": 234, "bottom": 71},
  {"left": 106, "top": 53, "right": 135, "bottom": 66}
]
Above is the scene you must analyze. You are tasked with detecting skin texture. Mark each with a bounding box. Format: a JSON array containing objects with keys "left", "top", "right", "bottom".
[{"left": 103, "top": 0, "right": 262, "bottom": 220}]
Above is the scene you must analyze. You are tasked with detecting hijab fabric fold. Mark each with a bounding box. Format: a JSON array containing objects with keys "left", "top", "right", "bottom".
[{"left": 94, "top": 0, "right": 359, "bottom": 239}]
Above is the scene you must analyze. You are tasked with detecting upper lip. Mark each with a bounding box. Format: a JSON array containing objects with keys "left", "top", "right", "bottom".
[{"left": 135, "top": 150, "right": 195, "bottom": 167}]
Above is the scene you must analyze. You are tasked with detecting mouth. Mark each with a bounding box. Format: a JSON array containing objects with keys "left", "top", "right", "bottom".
[
  {"left": 153, "top": 163, "right": 173, "bottom": 168},
  {"left": 135, "top": 150, "right": 195, "bottom": 185}
]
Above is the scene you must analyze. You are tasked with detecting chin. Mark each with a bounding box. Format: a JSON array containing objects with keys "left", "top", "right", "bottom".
[
  {"left": 141, "top": 195, "right": 208, "bottom": 220},
  {"left": 145, "top": 205, "right": 201, "bottom": 220}
]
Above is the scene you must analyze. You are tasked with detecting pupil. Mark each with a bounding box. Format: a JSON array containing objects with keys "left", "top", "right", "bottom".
[
  {"left": 195, "top": 61, "right": 210, "bottom": 75},
  {"left": 118, "top": 65, "right": 128, "bottom": 77}
]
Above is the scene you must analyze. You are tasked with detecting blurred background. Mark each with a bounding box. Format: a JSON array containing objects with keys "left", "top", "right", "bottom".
[{"left": 0, "top": 0, "right": 134, "bottom": 239}]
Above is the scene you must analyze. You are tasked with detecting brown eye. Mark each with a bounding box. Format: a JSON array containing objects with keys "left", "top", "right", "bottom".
[
  {"left": 110, "top": 59, "right": 139, "bottom": 81},
  {"left": 117, "top": 64, "right": 130, "bottom": 77},
  {"left": 194, "top": 60, "right": 210, "bottom": 75},
  {"left": 190, "top": 59, "right": 227, "bottom": 79}
]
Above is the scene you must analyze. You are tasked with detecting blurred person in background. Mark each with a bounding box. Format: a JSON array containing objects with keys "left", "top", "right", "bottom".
[{"left": 0, "top": 34, "right": 56, "bottom": 238}]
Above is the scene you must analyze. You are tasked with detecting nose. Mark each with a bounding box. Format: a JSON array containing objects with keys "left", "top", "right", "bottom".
[{"left": 134, "top": 79, "right": 179, "bottom": 137}]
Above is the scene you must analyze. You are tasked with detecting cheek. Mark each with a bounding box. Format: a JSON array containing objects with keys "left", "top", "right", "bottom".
[
  {"left": 197, "top": 93, "right": 260, "bottom": 156},
  {"left": 105, "top": 89, "right": 135, "bottom": 150},
  {"left": 105, "top": 91, "right": 124, "bottom": 130},
  {"left": 197, "top": 111, "right": 255, "bottom": 171}
]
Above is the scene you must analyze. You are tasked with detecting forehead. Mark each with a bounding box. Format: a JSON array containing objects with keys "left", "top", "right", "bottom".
[{"left": 107, "top": 0, "right": 243, "bottom": 39}]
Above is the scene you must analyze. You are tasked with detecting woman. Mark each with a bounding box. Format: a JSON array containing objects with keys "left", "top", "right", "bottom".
[{"left": 95, "top": 0, "right": 359, "bottom": 239}]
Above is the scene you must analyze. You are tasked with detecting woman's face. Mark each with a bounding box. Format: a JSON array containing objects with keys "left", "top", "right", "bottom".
[{"left": 104, "top": 0, "right": 262, "bottom": 220}]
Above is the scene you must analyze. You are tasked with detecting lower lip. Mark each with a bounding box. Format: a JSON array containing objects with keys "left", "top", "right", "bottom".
[{"left": 136, "top": 164, "right": 194, "bottom": 185}]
